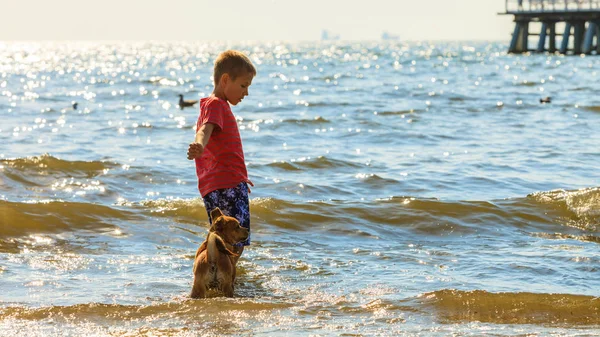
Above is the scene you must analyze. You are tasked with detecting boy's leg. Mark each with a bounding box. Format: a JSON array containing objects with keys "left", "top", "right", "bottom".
[{"left": 229, "top": 182, "right": 250, "bottom": 265}]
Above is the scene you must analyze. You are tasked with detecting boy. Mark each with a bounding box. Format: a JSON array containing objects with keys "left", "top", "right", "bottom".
[{"left": 187, "top": 50, "right": 256, "bottom": 262}]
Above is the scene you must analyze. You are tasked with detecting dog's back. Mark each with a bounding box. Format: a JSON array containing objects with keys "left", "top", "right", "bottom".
[
  {"left": 190, "top": 207, "right": 248, "bottom": 299},
  {"left": 191, "top": 232, "right": 238, "bottom": 298}
]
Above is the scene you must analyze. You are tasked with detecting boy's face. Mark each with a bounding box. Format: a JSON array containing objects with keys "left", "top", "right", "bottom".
[{"left": 223, "top": 72, "right": 254, "bottom": 106}]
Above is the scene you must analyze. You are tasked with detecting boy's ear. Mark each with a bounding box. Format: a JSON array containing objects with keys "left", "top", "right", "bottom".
[
  {"left": 220, "top": 73, "right": 230, "bottom": 85},
  {"left": 210, "top": 207, "right": 223, "bottom": 220}
]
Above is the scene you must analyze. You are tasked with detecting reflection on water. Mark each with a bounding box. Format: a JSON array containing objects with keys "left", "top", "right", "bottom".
[{"left": 1, "top": 41, "right": 600, "bottom": 335}]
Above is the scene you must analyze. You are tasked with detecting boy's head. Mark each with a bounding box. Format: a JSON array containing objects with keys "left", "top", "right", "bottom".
[{"left": 213, "top": 50, "right": 256, "bottom": 105}]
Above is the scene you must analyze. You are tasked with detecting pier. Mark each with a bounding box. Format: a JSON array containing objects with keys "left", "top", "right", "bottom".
[{"left": 501, "top": 0, "right": 600, "bottom": 54}]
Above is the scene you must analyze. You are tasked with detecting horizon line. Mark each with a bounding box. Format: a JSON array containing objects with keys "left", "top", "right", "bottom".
[{"left": 0, "top": 38, "right": 508, "bottom": 43}]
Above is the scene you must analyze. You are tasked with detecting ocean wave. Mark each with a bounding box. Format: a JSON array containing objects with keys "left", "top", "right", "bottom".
[
  {"left": 516, "top": 81, "right": 538, "bottom": 87},
  {"left": 290, "top": 156, "right": 363, "bottom": 170},
  {"left": 245, "top": 195, "right": 557, "bottom": 236},
  {"left": 448, "top": 94, "right": 473, "bottom": 102},
  {"left": 305, "top": 101, "right": 352, "bottom": 108},
  {"left": 259, "top": 156, "right": 362, "bottom": 172},
  {"left": 3, "top": 186, "right": 595, "bottom": 241},
  {"left": 582, "top": 105, "right": 600, "bottom": 112},
  {"left": 530, "top": 187, "right": 600, "bottom": 231},
  {"left": 118, "top": 192, "right": 569, "bottom": 236},
  {"left": 420, "top": 289, "right": 600, "bottom": 324},
  {"left": 0, "top": 154, "right": 117, "bottom": 177},
  {"left": 0, "top": 298, "right": 290, "bottom": 322},
  {"left": 280, "top": 116, "right": 330, "bottom": 124},
  {"left": 0, "top": 154, "right": 179, "bottom": 199},
  {"left": 121, "top": 197, "right": 207, "bottom": 224},
  {"left": 531, "top": 232, "right": 600, "bottom": 244},
  {"left": 120, "top": 196, "right": 308, "bottom": 230},
  {"left": 0, "top": 199, "right": 137, "bottom": 238},
  {"left": 354, "top": 173, "right": 400, "bottom": 186},
  {"left": 264, "top": 161, "right": 302, "bottom": 171},
  {"left": 374, "top": 109, "right": 423, "bottom": 116}
]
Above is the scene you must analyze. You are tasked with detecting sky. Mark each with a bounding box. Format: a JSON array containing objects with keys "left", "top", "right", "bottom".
[{"left": 1, "top": 0, "right": 514, "bottom": 41}]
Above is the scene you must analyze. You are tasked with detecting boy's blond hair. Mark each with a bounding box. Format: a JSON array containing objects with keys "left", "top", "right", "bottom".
[{"left": 213, "top": 50, "right": 256, "bottom": 86}]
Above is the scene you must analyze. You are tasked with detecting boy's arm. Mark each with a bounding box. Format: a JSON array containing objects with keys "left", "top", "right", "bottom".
[
  {"left": 187, "top": 123, "right": 216, "bottom": 160},
  {"left": 194, "top": 123, "right": 215, "bottom": 146}
]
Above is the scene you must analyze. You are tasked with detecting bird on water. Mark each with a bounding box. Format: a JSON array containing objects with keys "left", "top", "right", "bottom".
[
  {"left": 60, "top": 102, "right": 78, "bottom": 113},
  {"left": 178, "top": 94, "right": 198, "bottom": 109}
]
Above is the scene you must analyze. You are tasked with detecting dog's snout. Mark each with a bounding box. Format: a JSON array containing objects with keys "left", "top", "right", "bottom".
[{"left": 238, "top": 227, "right": 249, "bottom": 241}]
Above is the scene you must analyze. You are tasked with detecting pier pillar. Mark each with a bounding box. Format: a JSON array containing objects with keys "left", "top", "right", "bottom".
[
  {"left": 509, "top": 21, "right": 530, "bottom": 53},
  {"left": 573, "top": 21, "right": 586, "bottom": 54},
  {"left": 549, "top": 22, "right": 557, "bottom": 53},
  {"left": 537, "top": 22, "right": 548, "bottom": 52},
  {"left": 596, "top": 20, "right": 600, "bottom": 53},
  {"left": 583, "top": 21, "right": 597, "bottom": 54},
  {"left": 560, "top": 22, "right": 572, "bottom": 54}
]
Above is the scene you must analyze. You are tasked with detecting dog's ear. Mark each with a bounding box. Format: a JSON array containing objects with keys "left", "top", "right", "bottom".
[
  {"left": 209, "top": 217, "right": 223, "bottom": 232},
  {"left": 210, "top": 207, "right": 223, "bottom": 220}
]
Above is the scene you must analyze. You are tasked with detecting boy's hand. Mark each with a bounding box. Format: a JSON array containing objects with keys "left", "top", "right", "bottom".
[{"left": 187, "top": 143, "right": 205, "bottom": 160}]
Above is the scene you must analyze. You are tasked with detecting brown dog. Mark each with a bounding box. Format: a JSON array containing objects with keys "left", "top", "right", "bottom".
[{"left": 190, "top": 207, "right": 249, "bottom": 298}]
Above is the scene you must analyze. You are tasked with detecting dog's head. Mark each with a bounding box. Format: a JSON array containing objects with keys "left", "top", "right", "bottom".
[{"left": 209, "top": 207, "right": 249, "bottom": 245}]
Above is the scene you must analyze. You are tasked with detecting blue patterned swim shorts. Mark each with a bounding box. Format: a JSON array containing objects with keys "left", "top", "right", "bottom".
[{"left": 202, "top": 182, "right": 250, "bottom": 246}]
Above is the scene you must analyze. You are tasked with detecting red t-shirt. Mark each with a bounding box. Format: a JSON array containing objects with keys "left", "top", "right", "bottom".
[{"left": 195, "top": 96, "right": 249, "bottom": 197}]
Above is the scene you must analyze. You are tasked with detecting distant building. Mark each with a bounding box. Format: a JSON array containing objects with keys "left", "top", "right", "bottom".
[
  {"left": 381, "top": 31, "right": 400, "bottom": 41},
  {"left": 321, "top": 30, "right": 340, "bottom": 41}
]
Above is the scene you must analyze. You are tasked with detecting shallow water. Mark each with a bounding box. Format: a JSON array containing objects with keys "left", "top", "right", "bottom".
[{"left": 0, "top": 41, "right": 599, "bottom": 336}]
